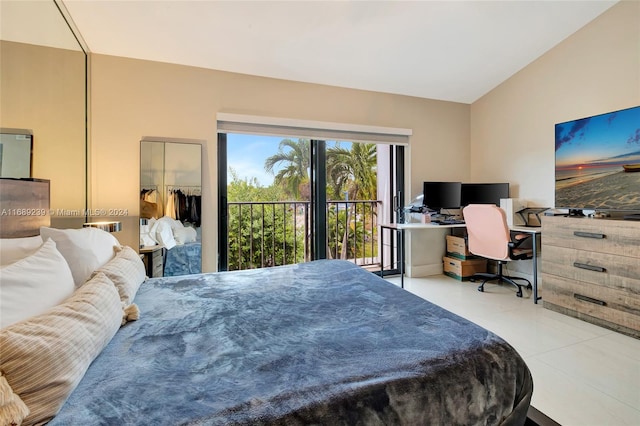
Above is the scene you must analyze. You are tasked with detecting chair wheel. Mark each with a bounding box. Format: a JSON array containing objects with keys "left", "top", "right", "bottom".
[
  {"left": 477, "top": 286, "right": 484, "bottom": 292},
  {"left": 516, "top": 290, "right": 523, "bottom": 297}
]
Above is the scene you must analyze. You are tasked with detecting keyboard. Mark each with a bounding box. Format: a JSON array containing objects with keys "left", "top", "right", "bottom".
[{"left": 431, "top": 219, "right": 465, "bottom": 225}]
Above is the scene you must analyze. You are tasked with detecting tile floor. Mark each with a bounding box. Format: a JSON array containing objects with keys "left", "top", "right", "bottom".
[{"left": 384, "top": 274, "right": 640, "bottom": 426}]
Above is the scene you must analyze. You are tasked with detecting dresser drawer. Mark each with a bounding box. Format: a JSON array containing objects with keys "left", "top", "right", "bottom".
[
  {"left": 151, "top": 260, "right": 163, "bottom": 278},
  {"left": 542, "top": 245, "right": 640, "bottom": 292},
  {"left": 541, "top": 216, "right": 640, "bottom": 337},
  {"left": 141, "top": 247, "right": 164, "bottom": 278},
  {"left": 542, "top": 274, "right": 640, "bottom": 333},
  {"left": 542, "top": 216, "right": 640, "bottom": 257}
]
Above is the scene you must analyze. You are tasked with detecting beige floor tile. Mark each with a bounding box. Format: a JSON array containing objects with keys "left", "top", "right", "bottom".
[
  {"left": 526, "top": 358, "right": 640, "bottom": 426},
  {"left": 536, "top": 336, "right": 640, "bottom": 409},
  {"left": 386, "top": 274, "right": 640, "bottom": 425}
]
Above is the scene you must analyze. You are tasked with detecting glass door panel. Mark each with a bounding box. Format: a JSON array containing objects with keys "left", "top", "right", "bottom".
[{"left": 219, "top": 133, "right": 403, "bottom": 273}]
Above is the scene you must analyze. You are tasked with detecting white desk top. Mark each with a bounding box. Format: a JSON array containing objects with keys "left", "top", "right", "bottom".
[
  {"left": 382, "top": 223, "right": 541, "bottom": 232},
  {"left": 383, "top": 222, "right": 466, "bottom": 230},
  {"left": 140, "top": 245, "right": 164, "bottom": 253},
  {"left": 511, "top": 226, "right": 542, "bottom": 234}
]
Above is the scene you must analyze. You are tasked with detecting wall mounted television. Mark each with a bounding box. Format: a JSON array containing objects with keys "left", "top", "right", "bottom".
[
  {"left": 460, "top": 183, "right": 509, "bottom": 207},
  {"left": 555, "top": 105, "right": 640, "bottom": 216}
]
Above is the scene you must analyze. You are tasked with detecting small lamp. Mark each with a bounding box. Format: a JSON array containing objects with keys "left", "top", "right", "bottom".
[{"left": 83, "top": 221, "right": 122, "bottom": 233}]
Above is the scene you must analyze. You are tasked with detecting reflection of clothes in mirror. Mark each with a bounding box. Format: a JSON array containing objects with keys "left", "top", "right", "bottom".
[
  {"left": 166, "top": 191, "right": 176, "bottom": 220},
  {"left": 140, "top": 188, "right": 162, "bottom": 218},
  {"left": 166, "top": 188, "right": 201, "bottom": 227}
]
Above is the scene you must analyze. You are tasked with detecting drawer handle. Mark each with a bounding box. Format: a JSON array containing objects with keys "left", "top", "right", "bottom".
[
  {"left": 573, "top": 262, "right": 606, "bottom": 273},
  {"left": 573, "top": 231, "right": 605, "bottom": 239},
  {"left": 574, "top": 294, "right": 606, "bottom": 306}
]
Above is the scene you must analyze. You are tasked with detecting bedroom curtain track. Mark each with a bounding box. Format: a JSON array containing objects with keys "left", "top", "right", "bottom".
[{"left": 216, "top": 113, "right": 412, "bottom": 145}]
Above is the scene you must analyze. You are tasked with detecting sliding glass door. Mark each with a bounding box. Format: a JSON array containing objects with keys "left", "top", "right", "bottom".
[{"left": 218, "top": 132, "right": 404, "bottom": 272}]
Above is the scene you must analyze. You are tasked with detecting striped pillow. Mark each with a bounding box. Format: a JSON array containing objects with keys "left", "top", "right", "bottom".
[
  {"left": 0, "top": 272, "right": 122, "bottom": 426},
  {"left": 92, "top": 245, "right": 146, "bottom": 306}
]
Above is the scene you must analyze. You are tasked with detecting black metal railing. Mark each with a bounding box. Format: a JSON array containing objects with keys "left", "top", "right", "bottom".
[{"left": 226, "top": 200, "right": 380, "bottom": 270}]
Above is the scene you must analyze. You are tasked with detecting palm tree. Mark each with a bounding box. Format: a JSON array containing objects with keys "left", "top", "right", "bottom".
[
  {"left": 264, "top": 138, "right": 311, "bottom": 200},
  {"left": 327, "top": 142, "right": 377, "bottom": 201},
  {"left": 264, "top": 139, "right": 378, "bottom": 261},
  {"left": 326, "top": 142, "right": 377, "bottom": 259}
]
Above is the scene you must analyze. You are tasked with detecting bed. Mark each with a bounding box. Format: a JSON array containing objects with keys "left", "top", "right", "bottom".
[
  {"left": 163, "top": 240, "right": 201, "bottom": 276},
  {"left": 0, "top": 179, "right": 533, "bottom": 426},
  {"left": 140, "top": 215, "right": 201, "bottom": 276}
]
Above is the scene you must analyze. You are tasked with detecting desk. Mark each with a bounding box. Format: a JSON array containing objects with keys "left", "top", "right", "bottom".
[
  {"left": 380, "top": 223, "right": 542, "bottom": 304},
  {"left": 379, "top": 223, "right": 465, "bottom": 289}
]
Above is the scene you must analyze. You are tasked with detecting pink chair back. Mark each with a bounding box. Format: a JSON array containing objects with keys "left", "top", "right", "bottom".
[{"left": 462, "top": 204, "right": 511, "bottom": 260}]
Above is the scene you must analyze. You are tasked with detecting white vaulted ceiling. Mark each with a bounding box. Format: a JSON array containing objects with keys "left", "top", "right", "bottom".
[{"left": 59, "top": 0, "right": 618, "bottom": 104}]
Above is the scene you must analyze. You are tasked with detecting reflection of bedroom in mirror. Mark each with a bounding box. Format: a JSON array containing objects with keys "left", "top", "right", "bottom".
[
  {"left": 140, "top": 139, "right": 202, "bottom": 277},
  {"left": 1, "top": 1, "right": 87, "bottom": 216}
]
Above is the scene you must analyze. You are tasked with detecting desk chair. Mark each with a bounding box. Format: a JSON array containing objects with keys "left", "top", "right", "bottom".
[{"left": 462, "top": 204, "right": 533, "bottom": 297}]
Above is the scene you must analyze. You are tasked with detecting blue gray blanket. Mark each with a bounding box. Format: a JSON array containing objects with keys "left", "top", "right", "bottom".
[
  {"left": 164, "top": 241, "right": 201, "bottom": 276},
  {"left": 51, "top": 260, "right": 532, "bottom": 425}
]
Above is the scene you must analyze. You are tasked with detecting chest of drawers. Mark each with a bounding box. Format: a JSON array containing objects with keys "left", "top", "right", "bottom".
[{"left": 541, "top": 216, "right": 640, "bottom": 338}]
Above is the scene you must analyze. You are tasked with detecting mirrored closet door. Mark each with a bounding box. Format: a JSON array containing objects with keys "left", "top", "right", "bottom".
[
  {"left": 1, "top": 1, "right": 87, "bottom": 220},
  {"left": 140, "top": 139, "right": 202, "bottom": 277}
]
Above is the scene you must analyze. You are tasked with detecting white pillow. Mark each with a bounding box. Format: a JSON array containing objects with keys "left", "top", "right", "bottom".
[
  {"left": 149, "top": 216, "right": 197, "bottom": 246},
  {"left": 0, "top": 238, "right": 75, "bottom": 329},
  {"left": 0, "top": 235, "right": 44, "bottom": 266},
  {"left": 173, "top": 226, "right": 197, "bottom": 245},
  {"left": 39, "top": 227, "right": 120, "bottom": 288},
  {"left": 139, "top": 224, "right": 158, "bottom": 247},
  {"left": 149, "top": 217, "right": 176, "bottom": 250}
]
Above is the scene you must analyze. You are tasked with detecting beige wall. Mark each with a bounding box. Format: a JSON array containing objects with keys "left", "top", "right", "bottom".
[
  {"left": 471, "top": 1, "right": 640, "bottom": 207},
  {"left": 88, "top": 55, "right": 470, "bottom": 271}
]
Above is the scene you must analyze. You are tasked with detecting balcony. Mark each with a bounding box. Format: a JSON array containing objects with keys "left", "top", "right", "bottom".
[{"left": 226, "top": 200, "right": 385, "bottom": 271}]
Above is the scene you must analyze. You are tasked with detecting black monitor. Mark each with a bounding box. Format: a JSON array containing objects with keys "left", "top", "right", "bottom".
[
  {"left": 460, "top": 183, "right": 510, "bottom": 206},
  {"left": 422, "top": 181, "right": 462, "bottom": 212}
]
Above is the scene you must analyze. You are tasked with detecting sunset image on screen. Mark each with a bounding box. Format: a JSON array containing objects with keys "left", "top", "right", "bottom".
[{"left": 555, "top": 106, "right": 640, "bottom": 210}]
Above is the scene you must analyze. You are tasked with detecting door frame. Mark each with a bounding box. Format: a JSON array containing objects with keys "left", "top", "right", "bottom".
[{"left": 217, "top": 134, "right": 406, "bottom": 272}]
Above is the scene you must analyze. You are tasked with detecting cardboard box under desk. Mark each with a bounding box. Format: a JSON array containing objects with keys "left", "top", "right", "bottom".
[
  {"left": 445, "top": 235, "right": 474, "bottom": 260},
  {"left": 443, "top": 256, "right": 487, "bottom": 281}
]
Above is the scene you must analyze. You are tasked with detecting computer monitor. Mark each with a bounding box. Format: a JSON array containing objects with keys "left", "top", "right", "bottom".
[
  {"left": 460, "top": 183, "right": 510, "bottom": 206},
  {"left": 422, "top": 181, "right": 462, "bottom": 212}
]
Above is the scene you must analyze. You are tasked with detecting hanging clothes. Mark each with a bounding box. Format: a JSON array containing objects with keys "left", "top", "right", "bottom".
[
  {"left": 189, "top": 194, "right": 201, "bottom": 227},
  {"left": 165, "top": 190, "right": 177, "bottom": 220},
  {"left": 166, "top": 187, "right": 201, "bottom": 226},
  {"left": 141, "top": 188, "right": 162, "bottom": 219}
]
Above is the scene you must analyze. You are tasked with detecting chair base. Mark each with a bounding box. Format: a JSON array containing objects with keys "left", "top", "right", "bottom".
[{"left": 470, "top": 262, "right": 532, "bottom": 298}]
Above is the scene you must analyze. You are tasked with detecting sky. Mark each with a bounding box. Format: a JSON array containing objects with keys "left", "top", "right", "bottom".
[
  {"left": 226, "top": 134, "right": 350, "bottom": 187},
  {"left": 227, "top": 133, "right": 285, "bottom": 186},
  {"left": 555, "top": 106, "right": 640, "bottom": 169}
]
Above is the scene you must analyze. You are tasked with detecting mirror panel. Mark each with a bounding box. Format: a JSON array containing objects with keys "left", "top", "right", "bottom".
[
  {"left": 0, "top": 132, "right": 32, "bottom": 178},
  {"left": 0, "top": 1, "right": 87, "bottom": 221},
  {"left": 140, "top": 140, "right": 202, "bottom": 277}
]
